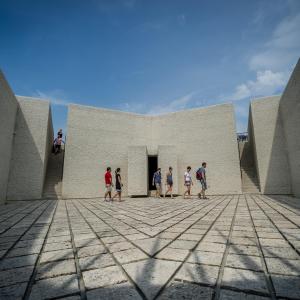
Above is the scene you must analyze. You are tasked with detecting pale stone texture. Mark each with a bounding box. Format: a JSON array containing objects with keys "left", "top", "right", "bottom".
[
  {"left": 0, "top": 70, "right": 18, "bottom": 204},
  {"left": 158, "top": 281, "right": 214, "bottom": 299},
  {"left": 86, "top": 282, "right": 142, "bottom": 300},
  {"left": 128, "top": 146, "right": 148, "bottom": 196},
  {"left": 29, "top": 274, "right": 79, "bottom": 299},
  {"left": 279, "top": 59, "right": 300, "bottom": 197},
  {"left": 250, "top": 96, "right": 291, "bottom": 194},
  {"left": 83, "top": 265, "right": 127, "bottom": 289},
  {"left": 222, "top": 267, "right": 268, "bottom": 293},
  {"left": 7, "top": 97, "right": 53, "bottom": 200},
  {"left": 123, "top": 258, "right": 181, "bottom": 299},
  {"left": 62, "top": 103, "right": 242, "bottom": 197},
  {"left": 175, "top": 263, "right": 219, "bottom": 285}
]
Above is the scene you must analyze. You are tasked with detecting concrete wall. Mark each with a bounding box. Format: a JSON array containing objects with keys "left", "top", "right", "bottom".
[
  {"left": 63, "top": 103, "right": 242, "bottom": 198},
  {"left": 152, "top": 104, "right": 242, "bottom": 195},
  {"left": 158, "top": 145, "right": 178, "bottom": 195},
  {"left": 250, "top": 96, "right": 292, "bottom": 194},
  {"left": 128, "top": 146, "right": 148, "bottom": 196},
  {"left": 279, "top": 59, "right": 300, "bottom": 197},
  {"left": 0, "top": 70, "right": 18, "bottom": 204},
  {"left": 6, "top": 97, "right": 52, "bottom": 200}
]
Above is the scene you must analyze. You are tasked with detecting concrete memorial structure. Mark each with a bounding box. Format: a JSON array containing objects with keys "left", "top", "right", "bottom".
[
  {"left": 62, "top": 103, "right": 242, "bottom": 198},
  {"left": 0, "top": 72, "right": 53, "bottom": 203},
  {"left": 0, "top": 58, "right": 299, "bottom": 202}
]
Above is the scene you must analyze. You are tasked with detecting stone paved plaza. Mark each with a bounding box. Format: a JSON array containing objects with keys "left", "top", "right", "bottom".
[{"left": 0, "top": 195, "right": 300, "bottom": 300}]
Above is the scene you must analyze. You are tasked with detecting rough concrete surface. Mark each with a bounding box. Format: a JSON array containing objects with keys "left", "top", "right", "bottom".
[
  {"left": 63, "top": 103, "right": 242, "bottom": 198},
  {"left": 6, "top": 97, "right": 53, "bottom": 200},
  {"left": 0, "top": 194, "right": 299, "bottom": 299},
  {"left": 0, "top": 70, "right": 18, "bottom": 204}
]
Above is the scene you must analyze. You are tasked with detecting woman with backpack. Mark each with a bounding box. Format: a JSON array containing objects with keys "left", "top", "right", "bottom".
[{"left": 196, "top": 162, "right": 208, "bottom": 199}]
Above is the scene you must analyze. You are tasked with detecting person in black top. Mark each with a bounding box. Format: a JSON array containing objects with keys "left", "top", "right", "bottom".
[
  {"left": 112, "top": 168, "right": 123, "bottom": 202},
  {"left": 57, "top": 129, "right": 63, "bottom": 138}
]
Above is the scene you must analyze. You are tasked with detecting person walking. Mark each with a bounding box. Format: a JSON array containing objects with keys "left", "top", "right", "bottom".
[
  {"left": 183, "top": 166, "right": 193, "bottom": 199},
  {"left": 104, "top": 167, "right": 113, "bottom": 201},
  {"left": 53, "top": 136, "right": 64, "bottom": 155},
  {"left": 164, "top": 167, "right": 174, "bottom": 198},
  {"left": 112, "top": 168, "right": 123, "bottom": 202},
  {"left": 196, "top": 162, "right": 208, "bottom": 199},
  {"left": 152, "top": 168, "right": 162, "bottom": 198}
]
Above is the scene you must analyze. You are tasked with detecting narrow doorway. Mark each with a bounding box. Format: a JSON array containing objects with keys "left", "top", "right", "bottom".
[{"left": 148, "top": 156, "right": 158, "bottom": 192}]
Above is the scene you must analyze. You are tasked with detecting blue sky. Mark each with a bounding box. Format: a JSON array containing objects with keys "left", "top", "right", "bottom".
[{"left": 1, "top": 0, "right": 300, "bottom": 134}]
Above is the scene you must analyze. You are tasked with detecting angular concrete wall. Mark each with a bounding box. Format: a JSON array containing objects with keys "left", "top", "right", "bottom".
[
  {"left": 279, "top": 59, "right": 300, "bottom": 197},
  {"left": 63, "top": 103, "right": 242, "bottom": 198},
  {"left": 152, "top": 104, "right": 242, "bottom": 195},
  {"left": 0, "top": 71, "right": 18, "bottom": 204},
  {"left": 128, "top": 146, "right": 148, "bottom": 196},
  {"left": 6, "top": 97, "right": 53, "bottom": 200},
  {"left": 250, "top": 96, "right": 292, "bottom": 194},
  {"left": 62, "top": 105, "right": 152, "bottom": 198}
]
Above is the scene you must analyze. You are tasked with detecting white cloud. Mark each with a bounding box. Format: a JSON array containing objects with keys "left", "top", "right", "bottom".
[
  {"left": 146, "top": 92, "right": 196, "bottom": 115},
  {"left": 250, "top": 12, "right": 300, "bottom": 70},
  {"left": 224, "top": 69, "right": 290, "bottom": 102},
  {"left": 34, "top": 90, "right": 71, "bottom": 106}
]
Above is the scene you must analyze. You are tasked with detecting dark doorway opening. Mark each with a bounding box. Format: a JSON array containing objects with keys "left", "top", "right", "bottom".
[{"left": 148, "top": 156, "right": 157, "bottom": 191}]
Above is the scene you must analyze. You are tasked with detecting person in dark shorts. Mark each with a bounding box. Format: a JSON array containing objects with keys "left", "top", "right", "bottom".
[
  {"left": 152, "top": 168, "right": 162, "bottom": 198},
  {"left": 164, "top": 167, "right": 174, "bottom": 198},
  {"left": 196, "top": 162, "right": 208, "bottom": 199},
  {"left": 104, "top": 167, "right": 113, "bottom": 201},
  {"left": 112, "top": 168, "right": 123, "bottom": 202}
]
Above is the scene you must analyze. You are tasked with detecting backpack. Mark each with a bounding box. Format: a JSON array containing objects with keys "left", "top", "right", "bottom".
[{"left": 196, "top": 168, "right": 203, "bottom": 180}]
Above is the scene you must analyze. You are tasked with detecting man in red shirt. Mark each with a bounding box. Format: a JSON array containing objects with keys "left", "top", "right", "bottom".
[{"left": 104, "top": 167, "right": 113, "bottom": 201}]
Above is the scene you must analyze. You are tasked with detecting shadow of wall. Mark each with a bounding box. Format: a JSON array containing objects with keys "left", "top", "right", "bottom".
[
  {"left": 279, "top": 59, "right": 300, "bottom": 197},
  {"left": 6, "top": 97, "right": 52, "bottom": 201},
  {"left": 249, "top": 96, "right": 292, "bottom": 194},
  {"left": 0, "top": 70, "right": 18, "bottom": 204}
]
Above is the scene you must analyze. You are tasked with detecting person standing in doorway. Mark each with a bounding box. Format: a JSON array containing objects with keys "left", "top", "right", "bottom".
[
  {"left": 112, "top": 168, "right": 123, "bottom": 202},
  {"left": 152, "top": 168, "right": 162, "bottom": 198},
  {"left": 164, "top": 167, "right": 174, "bottom": 198},
  {"left": 183, "top": 166, "right": 193, "bottom": 199},
  {"left": 104, "top": 167, "right": 113, "bottom": 201},
  {"left": 196, "top": 162, "right": 208, "bottom": 199}
]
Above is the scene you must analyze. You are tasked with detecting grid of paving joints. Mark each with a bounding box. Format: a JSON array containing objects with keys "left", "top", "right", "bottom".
[{"left": 0, "top": 195, "right": 299, "bottom": 300}]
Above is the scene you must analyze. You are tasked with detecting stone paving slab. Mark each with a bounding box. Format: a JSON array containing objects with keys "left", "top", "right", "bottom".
[{"left": 0, "top": 195, "right": 299, "bottom": 299}]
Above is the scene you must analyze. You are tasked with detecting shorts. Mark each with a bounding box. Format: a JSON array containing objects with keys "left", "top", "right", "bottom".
[
  {"left": 185, "top": 181, "right": 191, "bottom": 186},
  {"left": 105, "top": 185, "right": 112, "bottom": 192},
  {"left": 167, "top": 181, "right": 173, "bottom": 187},
  {"left": 200, "top": 179, "right": 207, "bottom": 190},
  {"left": 116, "top": 189, "right": 122, "bottom": 193},
  {"left": 155, "top": 183, "right": 161, "bottom": 190}
]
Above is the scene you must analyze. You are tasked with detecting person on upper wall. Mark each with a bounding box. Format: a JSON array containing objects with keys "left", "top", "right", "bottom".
[
  {"left": 57, "top": 129, "right": 63, "bottom": 138},
  {"left": 183, "top": 166, "right": 193, "bottom": 199},
  {"left": 196, "top": 162, "right": 208, "bottom": 199}
]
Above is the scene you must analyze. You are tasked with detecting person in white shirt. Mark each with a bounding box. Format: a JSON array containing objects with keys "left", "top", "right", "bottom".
[{"left": 183, "top": 166, "right": 193, "bottom": 199}]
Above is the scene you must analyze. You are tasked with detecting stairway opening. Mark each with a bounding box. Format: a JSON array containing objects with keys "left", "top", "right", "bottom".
[
  {"left": 148, "top": 156, "right": 157, "bottom": 193},
  {"left": 238, "top": 133, "right": 260, "bottom": 194},
  {"left": 43, "top": 106, "right": 67, "bottom": 199}
]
